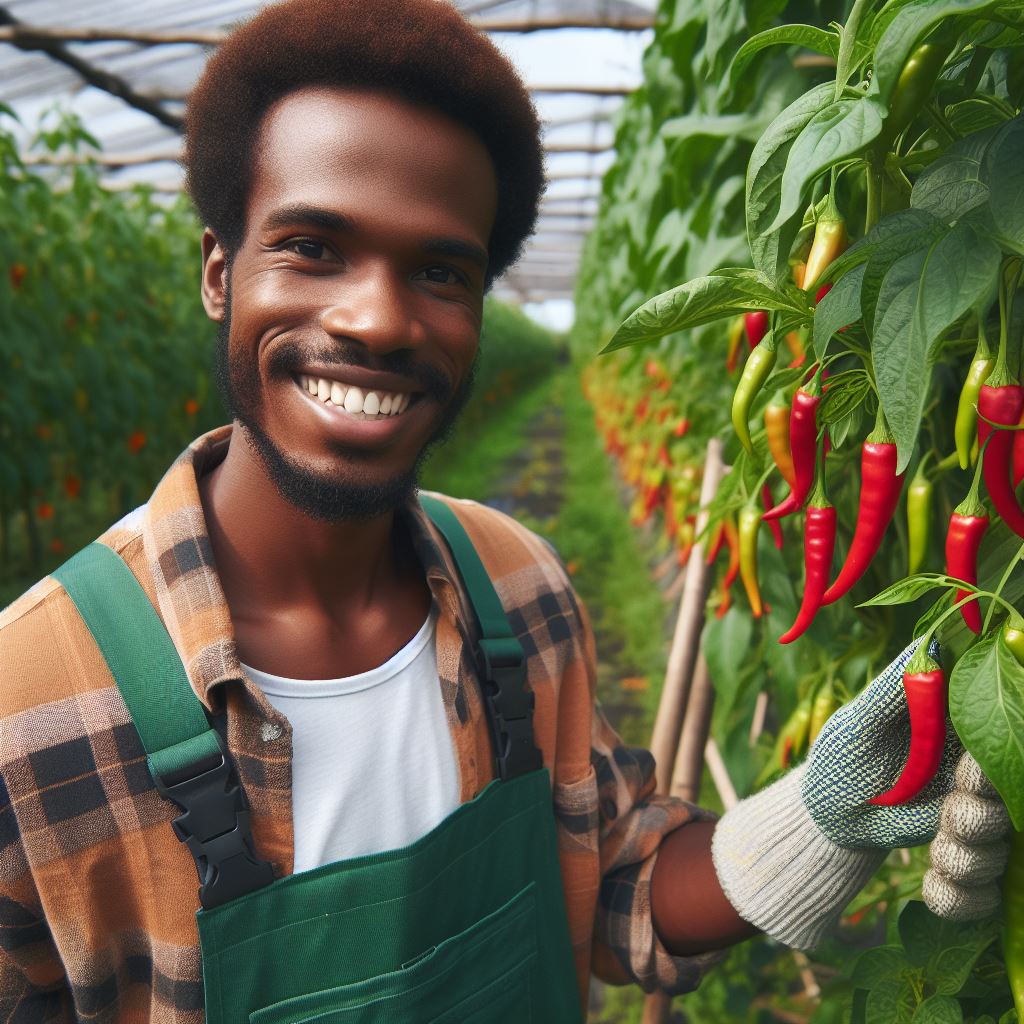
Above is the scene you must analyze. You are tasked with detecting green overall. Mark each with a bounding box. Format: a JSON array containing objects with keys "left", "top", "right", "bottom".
[{"left": 53, "top": 495, "right": 583, "bottom": 1023}]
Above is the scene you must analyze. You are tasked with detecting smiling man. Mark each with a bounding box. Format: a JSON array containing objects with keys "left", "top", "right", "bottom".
[{"left": 0, "top": 1, "right": 1009, "bottom": 1021}]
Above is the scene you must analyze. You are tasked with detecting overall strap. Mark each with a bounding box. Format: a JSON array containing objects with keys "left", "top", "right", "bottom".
[
  {"left": 52, "top": 543, "right": 274, "bottom": 908},
  {"left": 418, "top": 494, "right": 542, "bottom": 781}
]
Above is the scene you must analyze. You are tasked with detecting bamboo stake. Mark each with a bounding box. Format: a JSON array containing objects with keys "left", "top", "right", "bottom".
[
  {"left": 648, "top": 438, "right": 724, "bottom": 794},
  {"left": 669, "top": 654, "right": 714, "bottom": 803}
]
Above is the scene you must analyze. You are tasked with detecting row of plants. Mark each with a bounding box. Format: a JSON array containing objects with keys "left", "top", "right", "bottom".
[
  {"left": 572, "top": 0, "right": 1024, "bottom": 1020},
  {"left": 0, "top": 105, "right": 562, "bottom": 603}
]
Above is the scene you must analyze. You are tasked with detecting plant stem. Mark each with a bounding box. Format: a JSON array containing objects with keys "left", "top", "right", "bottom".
[{"left": 865, "top": 160, "right": 883, "bottom": 234}]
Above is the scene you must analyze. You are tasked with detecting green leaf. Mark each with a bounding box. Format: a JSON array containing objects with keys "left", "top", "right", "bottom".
[
  {"left": 982, "top": 115, "right": 1024, "bottom": 250},
  {"left": 912, "top": 995, "right": 963, "bottom": 1024},
  {"left": 818, "top": 367, "right": 872, "bottom": 425},
  {"left": 703, "top": 608, "right": 755, "bottom": 717},
  {"left": 818, "top": 209, "right": 946, "bottom": 293},
  {"left": 858, "top": 574, "right": 947, "bottom": 607},
  {"left": 949, "top": 631, "right": 1024, "bottom": 829},
  {"left": 899, "top": 900, "right": 1000, "bottom": 995},
  {"left": 911, "top": 122, "right": 1001, "bottom": 223},
  {"left": 852, "top": 945, "right": 914, "bottom": 989},
  {"left": 728, "top": 25, "right": 840, "bottom": 91},
  {"left": 813, "top": 263, "right": 865, "bottom": 352},
  {"left": 866, "top": 976, "right": 920, "bottom": 1024},
  {"left": 746, "top": 82, "right": 836, "bottom": 285},
  {"left": 873, "top": 222, "right": 1002, "bottom": 472},
  {"left": 769, "top": 98, "right": 886, "bottom": 232},
  {"left": 603, "top": 270, "right": 804, "bottom": 352}
]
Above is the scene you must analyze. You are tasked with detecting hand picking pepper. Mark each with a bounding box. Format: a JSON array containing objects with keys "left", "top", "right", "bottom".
[
  {"left": 738, "top": 502, "right": 765, "bottom": 617},
  {"left": 906, "top": 457, "right": 932, "bottom": 576},
  {"left": 822, "top": 415, "right": 905, "bottom": 605},
  {"left": 954, "top": 332, "right": 993, "bottom": 470},
  {"left": 867, "top": 643, "right": 946, "bottom": 806},
  {"left": 802, "top": 195, "right": 847, "bottom": 291},
  {"left": 945, "top": 453, "right": 989, "bottom": 634},
  {"left": 779, "top": 473, "right": 836, "bottom": 644},
  {"left": 764, "top": 375, "right": 822, "bottom": 520},
  {"left": 732, "top": 332, "right": 778, "bottom": 455}
]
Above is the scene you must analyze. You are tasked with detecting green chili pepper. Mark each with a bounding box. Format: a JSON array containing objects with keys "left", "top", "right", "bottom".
[
  {"left": 731, "top": 332, "right": 778, "bottom": 455},
  {"left": 1003, "top": 616, "right": 1024, "bottom": 665},
  {"left": 955, "top": 335, "right": 994, "bottom": 470},
  {"left": 907, "top": 458, "right": 933, "bottom": 575},
  {"left": 738, "top": 503, "right": 764, "bottom": 618},
  {"left": 878, "top": 38, "right": 957, "bottom": 151}
]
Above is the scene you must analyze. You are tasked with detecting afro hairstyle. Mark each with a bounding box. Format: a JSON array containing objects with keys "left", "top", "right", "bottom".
[{"left": 184, "top": 0, "right": 545, "bottom": 288}]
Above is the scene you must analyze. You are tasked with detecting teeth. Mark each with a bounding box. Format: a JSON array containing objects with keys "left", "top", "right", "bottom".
[{"left": 298, "top": 376, "right": 415, "bottom": 418}]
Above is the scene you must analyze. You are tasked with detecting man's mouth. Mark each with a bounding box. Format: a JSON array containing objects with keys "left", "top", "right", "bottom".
[{"left": 293, "top": 373, "right": 425, "bottom": 420}]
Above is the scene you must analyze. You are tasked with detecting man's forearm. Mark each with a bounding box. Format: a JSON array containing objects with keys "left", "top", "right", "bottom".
[{"left": 650, "top": 821, "right": 761, "bottom": 956}]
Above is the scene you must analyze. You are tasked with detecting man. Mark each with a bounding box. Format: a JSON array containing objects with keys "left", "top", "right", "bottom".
[{"left": 0, "top": 1, "right": 1010, "bottom": 1020}]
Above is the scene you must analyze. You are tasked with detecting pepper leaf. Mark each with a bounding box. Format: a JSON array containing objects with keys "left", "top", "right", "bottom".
[
  {"left": 813, "top": 263, "right": 865, "bottom": 353},
  {"left": 746, "top": 82, "right": 835, "bottom": 285},
  {"left": 727, "top": 25, "right": 841, "bottom": 91},
  {"left": 872, "top": 222, "right": 1002, "bottom": 472},
  {"left": 981, "top": 115, "right": 1024, "bottom": 252},
  {"left": 858, "top": 575, "right": 947, "bottom": 607},
  {"left": 602, "top": 269, "right": 806, "bottom": 352},
  {"left": 911, "top": 995, "right": 963, "bottom": 1024},
  {"left": 768, "top": 98, "right": 886, "bottom": 232},
  {"left": 910, "top": 122, "right": 1001, "bottom": 224},
  {"left": 948, "top": 632, "right": 1024, "bottom": 830}
]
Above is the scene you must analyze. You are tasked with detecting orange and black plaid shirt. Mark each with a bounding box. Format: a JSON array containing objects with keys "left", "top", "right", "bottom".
[{"left": 0, "top": 425, "right": 726, "bottom": 1021}]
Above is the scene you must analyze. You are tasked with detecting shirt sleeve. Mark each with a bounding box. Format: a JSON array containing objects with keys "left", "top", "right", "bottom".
[
  {"left": 0, "top": 785, "right": 74, "bottom": 1022},
  {"left": 574, "top": 592, "right": 732, "bottom": 994}
]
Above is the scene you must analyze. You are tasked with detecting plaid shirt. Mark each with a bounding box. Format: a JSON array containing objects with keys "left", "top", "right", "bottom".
[{"left": 0, "top": 425, "right": 726, "bottom": 1022}]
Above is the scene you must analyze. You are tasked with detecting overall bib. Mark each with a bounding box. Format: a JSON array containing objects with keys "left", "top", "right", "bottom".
[{"left": 53, "top": 495, "right": 583, "bottom": 1023}]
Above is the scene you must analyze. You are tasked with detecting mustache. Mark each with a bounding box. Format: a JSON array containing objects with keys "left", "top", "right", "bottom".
[{"left": 267, "top": 339, "right": 454, "bottom": 403}]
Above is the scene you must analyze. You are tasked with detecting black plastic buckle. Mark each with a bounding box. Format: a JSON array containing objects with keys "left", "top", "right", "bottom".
[
  {"left": 479, "top": 638, "right": 543, "bottom": 781},
  {"left": 153, "top": 732, "right": 276, "bottom": 909}
]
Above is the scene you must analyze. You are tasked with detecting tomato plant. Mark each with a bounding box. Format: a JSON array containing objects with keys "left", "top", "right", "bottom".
[{"left": 575, "top": 0, "right": 1024, "bottom": 1020}]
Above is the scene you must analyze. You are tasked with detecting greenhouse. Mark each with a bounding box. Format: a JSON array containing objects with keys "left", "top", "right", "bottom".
[{"left": 1, "top": 1, "right": 1023, "bottom": 1022}]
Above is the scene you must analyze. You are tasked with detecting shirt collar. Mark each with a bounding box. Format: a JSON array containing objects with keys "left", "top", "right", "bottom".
[{"left": 140, "top": 424, "right": 466, "bottom": 710}]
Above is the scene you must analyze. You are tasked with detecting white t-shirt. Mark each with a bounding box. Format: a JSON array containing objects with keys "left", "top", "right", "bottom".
[{"left": 241, "top": 601, "right": 460, "bottom": 872}]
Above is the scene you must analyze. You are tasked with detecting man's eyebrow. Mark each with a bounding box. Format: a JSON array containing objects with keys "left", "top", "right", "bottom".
[
  {"left": 261, "top": 204, "right": 356, "bottom": 235},
  {"left": 421, "top": 237, "right": 489, "bottom": 273}
]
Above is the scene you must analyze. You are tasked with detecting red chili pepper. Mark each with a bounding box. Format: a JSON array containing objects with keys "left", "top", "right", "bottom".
[
  {"left": 705, "top": 522, "right": 726, "bottom": 565},
  {"left": 1014, "top": 410, "right": 1024, "bottom": 488},
  {"left": 762, "top": 484, "right": 784, "bottom": 549},
  {"left": 979, "top": 383, "right": 1024, "bottom": 538},
  {"left": 945, "top": 452, "right": 989, "bottom": 634},
  {"left": 744, "top": 310, "right": 769, "bottom": 350},
  {"left": 867, "top": 648, "right": 946, "bottom": 806},
  {"left": 779, "top": 482, "right": 836, "bottom": 644},
  {"left": 722, "top": 516, "right": 740, "bottom": 589},
  {"left": 764, "top": 383, "right": 821, "bottom": 521},
  {"left": 822, "top": 425, "right": 905, "bottom": 605}
]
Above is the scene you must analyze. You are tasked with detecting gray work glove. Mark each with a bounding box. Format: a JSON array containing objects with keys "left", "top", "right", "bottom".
[
  {"left": 711, "top": 640, "right": 964, "bottom": 950},
  {"left": 922, "top": 750, "right": 1011, "bottom": 920}
]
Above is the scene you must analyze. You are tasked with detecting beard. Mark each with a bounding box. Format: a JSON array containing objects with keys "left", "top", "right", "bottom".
[{"left": 212, "top": 289, "right": 480, "bottom": 522}]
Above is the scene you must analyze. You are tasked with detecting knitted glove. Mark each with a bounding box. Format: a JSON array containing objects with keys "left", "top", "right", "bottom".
[
  {"left": 922, "top": 750, "right": 1010, "bottom": 920},
  {"left": 712, "top": 640, "right": 962, "bottom": 950}
]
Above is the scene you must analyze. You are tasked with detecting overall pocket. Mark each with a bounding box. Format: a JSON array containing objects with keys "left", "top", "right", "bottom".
[{"left": 249, "top": 883, "right": 537, "bottom": 1024}]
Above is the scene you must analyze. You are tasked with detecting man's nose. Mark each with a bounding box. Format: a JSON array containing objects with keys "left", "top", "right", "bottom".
[{"left": 319, "top": 265, "right": 427, "bottom": 355}]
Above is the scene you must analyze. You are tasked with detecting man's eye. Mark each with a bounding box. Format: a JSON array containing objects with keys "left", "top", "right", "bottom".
[
  {"left": 421, "top": 266, "right": 462, "bottom": 285},
  {"left": 287, "top": 240, "right": 327, "bottom": 260}
]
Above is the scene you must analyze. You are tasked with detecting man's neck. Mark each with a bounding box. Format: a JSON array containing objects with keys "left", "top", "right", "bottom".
[{"left": 198, "top": 428, "right": 412, "bottom": 630}]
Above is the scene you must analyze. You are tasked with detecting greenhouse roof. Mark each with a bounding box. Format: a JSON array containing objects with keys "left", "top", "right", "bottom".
[{"left": 1, "top": 0, "right": 655, "bottom": 318}]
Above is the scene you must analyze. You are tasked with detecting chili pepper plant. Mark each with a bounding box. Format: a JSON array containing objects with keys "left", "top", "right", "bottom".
[{"left": 575, "top": 0, "right": 1024, "bottom": 1020}]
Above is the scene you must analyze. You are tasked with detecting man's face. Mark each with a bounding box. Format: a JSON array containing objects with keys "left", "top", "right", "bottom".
[{"left": 206, "top": 87, "right": 498, "bottom": 521}]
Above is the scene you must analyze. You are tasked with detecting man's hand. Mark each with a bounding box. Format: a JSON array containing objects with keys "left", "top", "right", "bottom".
[{"left": 923, "top": 750, "right": 1010, "bottom": 920}]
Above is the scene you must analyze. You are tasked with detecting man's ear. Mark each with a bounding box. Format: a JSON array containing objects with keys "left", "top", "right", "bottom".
[{"left": 200, "top": 228, "right": 228, "bottom": 322}]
